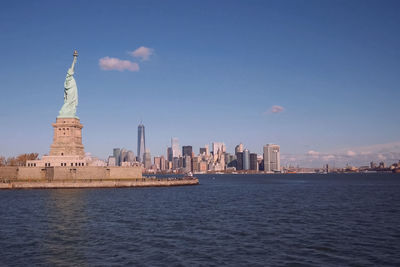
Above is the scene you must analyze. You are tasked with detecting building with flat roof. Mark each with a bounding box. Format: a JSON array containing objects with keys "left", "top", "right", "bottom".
[{"left": 263, "top": 144, "right": 280, "bottom": 172}]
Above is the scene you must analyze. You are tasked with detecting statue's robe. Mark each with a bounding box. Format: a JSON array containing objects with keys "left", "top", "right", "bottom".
[{"left": 58, "top": 69, "right": 78, "bottom": 118}]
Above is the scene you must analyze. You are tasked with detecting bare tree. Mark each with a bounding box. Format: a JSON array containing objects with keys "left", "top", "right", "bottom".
[{"left": 4, "top": 153, "right": 39, "bottom": 166}]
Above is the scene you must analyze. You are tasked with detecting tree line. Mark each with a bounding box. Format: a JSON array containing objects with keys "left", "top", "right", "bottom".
[{"left": 0, "top": 153, "right": 39, "bottom": 166}]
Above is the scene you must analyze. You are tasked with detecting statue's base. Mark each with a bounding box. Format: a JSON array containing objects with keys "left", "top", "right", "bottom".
[{"left": 49, "top": 118, "right": 85, "bottom": 157}]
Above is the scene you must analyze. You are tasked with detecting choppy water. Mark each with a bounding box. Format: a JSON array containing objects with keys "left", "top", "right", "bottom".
[{"left": 1, "top": 173, "right": 400, "bottom": 266}]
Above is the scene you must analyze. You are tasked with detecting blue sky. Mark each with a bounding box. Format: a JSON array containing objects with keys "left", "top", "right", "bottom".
[{"left": 0, "top": 0, "right": 399, "bottom": 166}]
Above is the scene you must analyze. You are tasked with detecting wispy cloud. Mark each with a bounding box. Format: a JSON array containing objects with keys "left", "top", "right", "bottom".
[
  {"left": 346, "top": 150, "right": 356, "bottom": 157},
  {"left": 265, "top": 105, "right": 285, "bottom": 114},
  {"left": 99, "top": 57, "right": 139, "bottom": 72},
  {"left": 130, "top": 46, "right": 154, "bottom": 61},
  {"left": 307, "top": 150, "right": 320, "bottom": 158},
  {"left": 281, "top": 141, "right": 400, "bottom": 168}
]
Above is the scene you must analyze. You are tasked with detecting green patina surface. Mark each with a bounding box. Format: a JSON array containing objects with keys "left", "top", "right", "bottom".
[{"left": 58, "top": 50, "right": 79, "bottom": 119}]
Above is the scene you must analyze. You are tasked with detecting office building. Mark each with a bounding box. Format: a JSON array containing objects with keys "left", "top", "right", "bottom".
[
  {"left": 154, "top": 157, "right": 161, "bottom": 170},
  {"left": 113, "top": 148, "right": 121, "bottom": 166},
  {"left": 167, "top": 147, "right": 173, "bottom": 162},
  {"left": 143, "top": 150, "right": 151, "bottom": 169},
  {"left": 160, "top": 155, "right": 166, "bottom": 171},
  {"left": 172, "top": 157, "right": 179, "bottom": 170},
  {"left": 192, "top": 156, "right": 200, "bottom": 172},
  {"left": 183, "top": 155, "right": 191, "bottom": 172},
  {"left": 243, "top": 149, "right": 250, "bottom": 170},
  {"left": 250, "top": 153, "right": 258, "bottom": 171},
  {"left": 107, "top": 156, "right": 116, "bottom": 166},
  {"left": 182, "top": 146, "right": 193, "bottom": 157},
  {"left": 171, "top": 138, "right": 181, "bottom": 158},
  {"left": 236, "top": 152, "right": 243, "bottom": 170},
  {"left": 126, "top": 150, "right": 135, "bottom": 163},
  {"left": 199, "top": 147, "right": 207, "bottom": 155},
  {"left": 120, "top": 148, "right": 128, "bottom": 163},
  {"left": 137, "top": 123, "right": 146, "bottom": 163},
  {"left": 235, "top": 143, "right": 244, "bottom": 154},
  {"left": 212, "top": 142, "right": 226, "bottom": 157},
  {"left": 263, "top": 144, "right": 280, "bottom": 172}
]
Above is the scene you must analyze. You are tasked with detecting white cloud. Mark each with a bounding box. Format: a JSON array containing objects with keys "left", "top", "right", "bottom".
[
  {"left": 307, "top": 150, "right": 320, "bottom": 156},
  {"left": 377, "top": 154, "right": 386, "bottom": 160},
  {"left": 346, "top": 150, "right": 356, "bottom": 157},
  {"left": 99, "top": 57, "right": 139, "bottom": 72},
  {"left": 130, "top": 46, "right": 154, "bottom": 61},
  {"left": 265, "top": 105, "right": 285, "bottom": 114},
  {"left": 281, "top": 142, "right": 400, "bottom": 168},
  {"left": 322, "top": 155, "right": 335, "bottom": 161}
]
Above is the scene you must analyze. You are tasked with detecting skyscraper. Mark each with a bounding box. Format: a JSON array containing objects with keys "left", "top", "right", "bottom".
[
  {"left": 143, "top": 150, "right": 151, "bottom": 169},
  {"left": 167, "top": 147, "right": 173, "bottom": 162},
  {"left": 235, "top": 143, "right": 244, "bottom": 154},
  {"left": 212, "top": 142, "right": 226, "bottom": 162},
  {"left": 182, "top": 146, "right": 193, "bottom": 157},
  {"left": 171, "top": 138, "right": 180, "bottom": 158},
  {"left": 250, "top": 153, "right": 258, "bottom": 171},
  {"left": 199, "top": 147, "right": 207, "bottom": 155},
  {"left": 137, "top": 123, "right": 146, "bottom": 163},
  {"left": 113, "top": 148, "right": 121, "bottom": 166},
  {"left": 263, "top": 144, "right": 280, "bottom": 172},
  {"left": 236, "top": 152, "right": 243, "bottom": 170},
  {"left": 243, "top": 149, "right": 250, "bottom": 170}
]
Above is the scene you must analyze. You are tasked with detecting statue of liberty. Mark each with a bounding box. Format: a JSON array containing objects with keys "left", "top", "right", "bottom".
[{"left": 58, "top": 50, "right": 79, "bottom": 118}]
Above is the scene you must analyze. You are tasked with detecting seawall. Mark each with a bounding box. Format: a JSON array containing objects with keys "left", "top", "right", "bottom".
[
  {"left": 0, "top": 177, "right": 199, "bottom": 189},
  {"left": 0, "top": 166, "right": 142, "bottom": 180}
]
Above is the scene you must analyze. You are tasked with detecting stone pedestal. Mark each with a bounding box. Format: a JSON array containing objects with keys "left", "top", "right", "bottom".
[{"left": 49, "top": 118, "right": 85, "bottom": 157}]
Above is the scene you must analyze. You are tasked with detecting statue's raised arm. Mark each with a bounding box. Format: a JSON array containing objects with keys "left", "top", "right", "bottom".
[
  {"left": 70, "top": 50, "right": 78, "bottom": 72},
  {"left": 58, "top": 50, "right": 79, "bottom": 118}
]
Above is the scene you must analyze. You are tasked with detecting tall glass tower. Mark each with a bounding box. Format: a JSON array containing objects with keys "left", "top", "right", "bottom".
[{"left": 137, "top": 123, "right": 146, "bottom": 163}]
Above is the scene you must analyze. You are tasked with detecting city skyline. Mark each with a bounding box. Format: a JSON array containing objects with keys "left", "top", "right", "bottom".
[{"left": 0, "top": 1, "right": 399, "bottom": 168}]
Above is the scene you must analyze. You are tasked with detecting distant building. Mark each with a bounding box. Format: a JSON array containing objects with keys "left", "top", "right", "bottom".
[
  {"left": 126, "top": 150, "right": 135, "bottom": 163},
  {"left": 212, "top": 142, "right": 226, "bottom": 159},
  {"left": 236, "top": 152, "right": 243, "bottom": 170},
  {"left": 172, "top": 157, "right": 179, "bottom": 170},
  {"left": 154, "top": 157, "right": 161, "bottom": 170},
  {"left": 108, "top": 156, "right": 116, "bottom": 166},
  {"left": 160, "top": 155, "right": 166, "bottom": 171},
  {"left": 137, "top": 123, "right": 146, "bottom": 163},
  {"left": 225, "top": 153, "right": 235, "bottom": 167},
  {"left": 192, "top": 156, "right": 201, "bottom": 172},
  {"left": 243, "top": 149, "right": 250, "bottom": 170},
  {"left": 205, "top": 145, "right": 209, "bottom": 156},
  {"left": 263, "top": 144, "right": 280, "bottom": 172},
  {"left": 167, "top": 147, "right": 173, "bottom": 162},
  {"left": 143, "top": 150, "right": 151, "bottom": 169},
  {"left": 183, "top": 155, "right": 191, "bottom": 172},
  {"left": 199, "top": 161, "right": 208, "bottom": 172},
  {"left": 182, "top": 146, "right": 193, "bottom": 157},
  {"left": 235, "top": 143, "right": 244, "bottom": 154},
  {"left": 113, "top": 148, "right": 121, "bottom": 166},
  {"left": 199, "top": 147, "right": 207, "bottom": 155},
  {"left": 171, "top": 138, "right": 180, "bottom": 158},
  {"left": 120, "top": 148, "right": 128, "bottom": 163},
  {"left": 250, "top": 153, "right": 258, "bottom": 171}
]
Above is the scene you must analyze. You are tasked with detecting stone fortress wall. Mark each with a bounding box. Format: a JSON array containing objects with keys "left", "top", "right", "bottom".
[{"left": 0, "top": 166, "right": 142, "bottom": 180}]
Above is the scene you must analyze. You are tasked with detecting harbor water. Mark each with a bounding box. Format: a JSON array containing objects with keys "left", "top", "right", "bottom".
[{"left": 0, "top": 173, "right": 399, "bottom": 266}]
